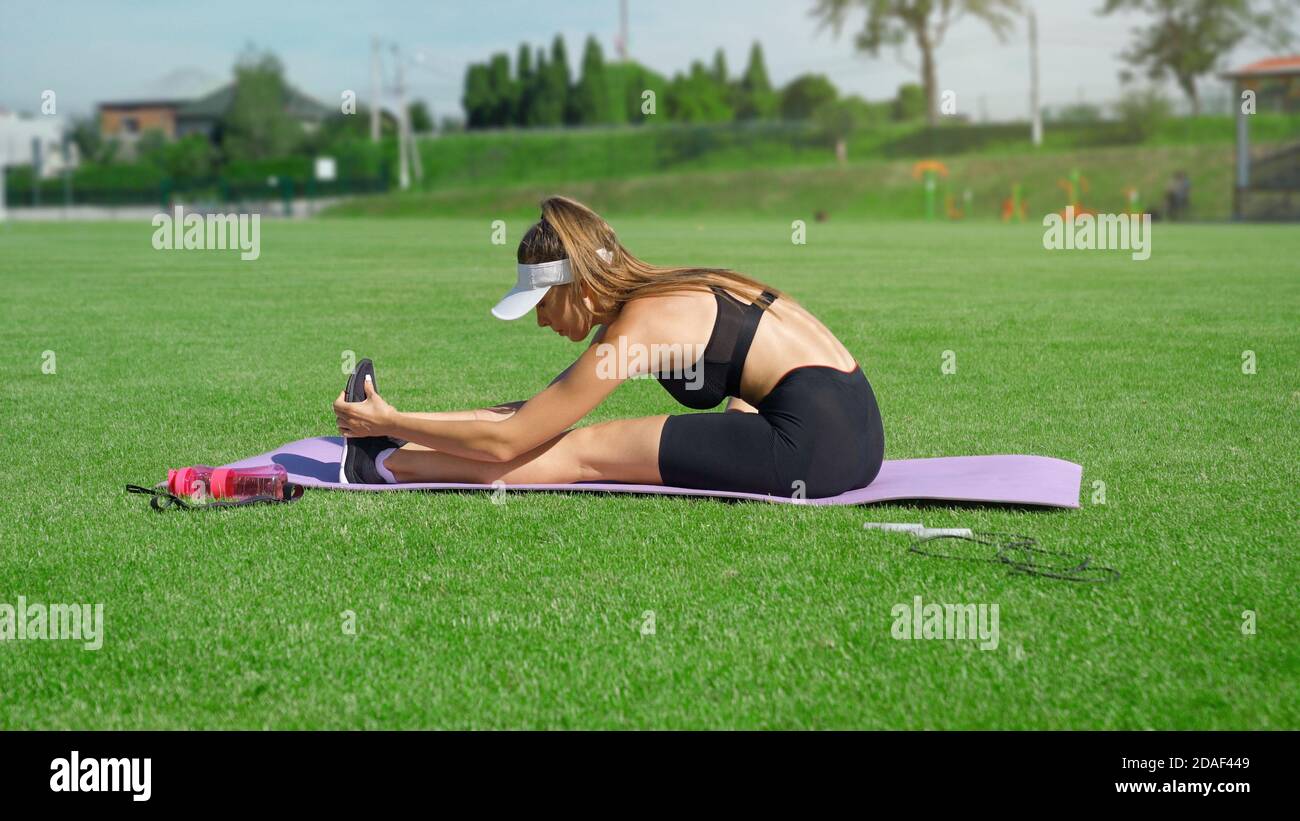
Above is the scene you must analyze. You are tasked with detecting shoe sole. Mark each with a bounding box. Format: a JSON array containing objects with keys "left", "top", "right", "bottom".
[{"left": 339, "top": 359, "right": 376, "bottom": 484}]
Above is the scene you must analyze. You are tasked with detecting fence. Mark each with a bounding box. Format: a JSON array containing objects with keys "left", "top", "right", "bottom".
[{"left": 2, "top": 166, "right": 390, "bottom": 211}]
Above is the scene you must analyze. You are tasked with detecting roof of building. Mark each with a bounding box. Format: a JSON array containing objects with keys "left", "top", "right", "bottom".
[
  {"left": 98, "top": 100, "right": 190, "bottom": 111},
  {"left": 1221, "top": 55, "right": 1300, "bottom": 79}
]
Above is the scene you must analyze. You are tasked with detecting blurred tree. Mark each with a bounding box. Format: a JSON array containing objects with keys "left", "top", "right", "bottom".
[
  {"left": 607, "top": 61, "right": 667, "bottom": 123},
  {"left": 523, "top": 52, "right": 551, "bottom": 126},
  {"left": 408, "top": 100, "right": 433, "bottom": 133},
  {"left": 711, "top": 48, "right": 729, "bottom": 85},
  {"left": 1113, "top": 84, "right": 1173, "bottom": 141},
  {"left": 892, "top": 82, "right": 927, "bottom": 121},
  {"left": 531, "top": 50, "right": 566, "bottom": 126},
  {"left": 814, "top": 95, "right": 874, "bottom": 163},
  {"left": 315, "top": 108, "right": 396, "bottom": 145},
  {"left": 1046, "top": 101, "right": 1104, "bottom": 125},
  {"left": 164, "top": 134, "right": 217, "bottom": 180},
  {"left": 223, "top": 46, "right": 303, "bottom": 161},
  {"left": 780, "top": 73, "right": 838, "bottom": 120},
  {"left": 550, "top": 36, "right": 576, "bottom": 124},
  {"left": 69, "top": 116, "right": 105, "bottom": 163},
  {"left": 666, "top": 61, "right": 734, "bottom": 122},
  {"left": 135, "top": 130, "right": 169, "bottom": 163},
  {"left": 98, "top": 139, "right": 123, "bottom": 165},
  {"left": 735, "top": 41, "right": 778, "bottom": 120},
  {"left": 1100, "top": 0, "right": 1295, "bottom": 117},
  {"left": 811, "top": 0, "right": 1023, "bottom": 126},
  {"left": 515, "top": 43, "right": 534, "bottom": 123},
  {"left": 135, "top": 131, "right": 216, "bottom": 180},
  {"left": 573, "top": 36, "right": 615, "bottom": 124},
  {"left": 486, "top": 53, "right": 514, "bottom": 126},
  {"left": 462, "top": 62, "right": 493, "bottom": 128}
]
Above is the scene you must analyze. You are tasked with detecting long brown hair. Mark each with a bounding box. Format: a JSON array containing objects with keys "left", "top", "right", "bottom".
[{"left": 517, "top": 196, "right": 780, "bottom": 318}]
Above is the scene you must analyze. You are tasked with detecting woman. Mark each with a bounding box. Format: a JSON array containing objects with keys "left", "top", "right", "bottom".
[{"left": 333, "top": 196, "right": 884, "bottom": 498}]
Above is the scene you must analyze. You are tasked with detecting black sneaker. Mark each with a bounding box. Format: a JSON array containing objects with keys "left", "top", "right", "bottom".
[
  {"left": 344, "top": 358, "right": 378, "bottom": 403},
  {"left": 340, "top": 358, "right": 404, "bottom": 484},
  {"left": 341, "top": 434, "right": 393, "bottom": 484},
  {"left": 345, "top": 359, "right": 407, "bottom": 445}
]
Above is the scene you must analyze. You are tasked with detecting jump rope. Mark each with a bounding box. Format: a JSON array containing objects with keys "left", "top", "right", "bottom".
[{"left": 865, "top": 523, "right": 1120, "bottom": 583}]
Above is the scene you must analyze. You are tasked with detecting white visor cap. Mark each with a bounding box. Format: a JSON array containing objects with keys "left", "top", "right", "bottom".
[{"left": 490, "top": 248, "right": 613, "bottom": 320}]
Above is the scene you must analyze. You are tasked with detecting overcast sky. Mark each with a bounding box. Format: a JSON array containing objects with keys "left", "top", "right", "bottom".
[{"left": 0, "top": 0, "right": 1279, "bottom": 122}]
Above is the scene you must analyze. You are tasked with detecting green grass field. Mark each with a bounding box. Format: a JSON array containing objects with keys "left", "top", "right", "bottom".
[{"left": 1, "top": 216, "right": 1296, "bottom": 729}]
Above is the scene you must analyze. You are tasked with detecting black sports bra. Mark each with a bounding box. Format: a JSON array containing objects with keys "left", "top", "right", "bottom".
[{"left": 655, "top": 286, "right": 777, "bottom": 409}]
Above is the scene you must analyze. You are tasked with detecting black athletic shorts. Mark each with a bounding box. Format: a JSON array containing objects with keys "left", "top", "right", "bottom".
[{"left": 657, "top": 365, "right": 885, "bottom": 498}]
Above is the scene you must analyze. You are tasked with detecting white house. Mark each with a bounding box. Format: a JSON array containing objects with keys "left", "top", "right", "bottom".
[{"left": 0, "top": 109, "right": 77, "bottom": 177}]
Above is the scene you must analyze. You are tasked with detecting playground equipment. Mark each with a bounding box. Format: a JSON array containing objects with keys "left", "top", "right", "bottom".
[
  {"left": 1122, "top": 186, "right": 1144, "bottom": 215},
  {"left": 1222, "top": 56, "right": 1300, "bottom": 221},
  {"left": 1001, "top": 183, "right": 1028, "bottom": 223},
  {"left": 912, "top": 160, "right": 949, "bottom": 221},
  {"left": 1056, "top": 168, "right": 1096, "bottom": 218},
  {"left": 945, "top": 188, "right": 973, "bottom": 221}
]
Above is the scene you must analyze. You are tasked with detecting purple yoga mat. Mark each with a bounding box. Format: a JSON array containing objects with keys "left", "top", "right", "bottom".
[{"left": 221, "top": 436, "right": 1081, "bottom": 508}]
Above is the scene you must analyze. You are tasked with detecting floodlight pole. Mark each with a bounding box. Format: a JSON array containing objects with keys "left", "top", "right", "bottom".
[
  {"left": 407, "top": 109, "right": 423, "bottom": 183},
  {"left": 393, "top": 44, "right": 410, "bottom": 190},
  {"left": 404, "top": 52, "right": 425, "bottom": 183},
  {"left": 618, "top": 0, "right": 629, "bottom": 61},
  {"left": 1233, "top": 80, "right": 1249, "bottom": 221},
  {"left": 1029, "top": 8, "right": 1042, "bottom": 147},
  {"left": 370, "top": 36, "right": 381, "bottom": 143}
]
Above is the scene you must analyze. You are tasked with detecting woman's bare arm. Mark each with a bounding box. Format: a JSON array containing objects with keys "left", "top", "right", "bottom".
[
  {"left": 396, "top": 327, "right": 606, "bottom": 425},
  {"left": 403, "top": 403, "right": 523, "bottom": 424},
  {"left": 374, "top": 323, "right": 626, "bottom": 462}
]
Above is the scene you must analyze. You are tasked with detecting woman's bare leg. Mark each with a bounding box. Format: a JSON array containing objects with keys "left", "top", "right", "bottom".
[{"left": 382, "top": 415, "right": 669, "bottom": 485}]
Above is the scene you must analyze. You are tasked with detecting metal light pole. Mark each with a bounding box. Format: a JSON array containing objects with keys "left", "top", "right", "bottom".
[
  {"left": 617, "top": 0, "right": 629, "bottom": 61},
  {"left": 392, "top": 44, "right": 409, "bottom": 190},
  {"left": 370, "top": 36, "right": 381, "bottom": 143},
  {"left": 1029, "top": 8, "right": 1042, "bottom": 147}
]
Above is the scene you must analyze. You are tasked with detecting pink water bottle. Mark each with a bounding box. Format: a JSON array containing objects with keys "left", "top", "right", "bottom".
[
  {"left": 209, "top": 464, "right": 290, "bottom": 501},
  {"left": 168, "top": 465, "right": 216, "bottom": 500}
]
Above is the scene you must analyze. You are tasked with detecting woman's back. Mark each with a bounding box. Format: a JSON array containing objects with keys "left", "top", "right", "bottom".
[{"left": 620, "top": 286, "right": 858, "bottom": 406}]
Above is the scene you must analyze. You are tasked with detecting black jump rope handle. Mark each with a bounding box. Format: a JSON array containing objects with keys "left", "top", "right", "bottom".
[{"left": 126, "top": 483, "right": 304, "bottom": 511}]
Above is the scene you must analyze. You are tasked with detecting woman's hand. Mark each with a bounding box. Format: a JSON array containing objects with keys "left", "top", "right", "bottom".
[{"left": 333, "top": 376, "right": 397, "bottom": 438}]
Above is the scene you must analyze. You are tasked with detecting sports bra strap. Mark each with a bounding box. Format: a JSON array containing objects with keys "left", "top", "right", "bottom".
[
  {"left": 655, "top": 286, "right": 777, "bottom": 408},
  {"left": 708, "top": 285, "right": 777, "bottom": 308},
  {"left": 722, "top": 288, "right": 776, "bottom": 397}
]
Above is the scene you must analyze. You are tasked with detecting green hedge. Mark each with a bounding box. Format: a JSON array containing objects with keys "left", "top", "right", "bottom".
[
  {"left": 414, "top": 114, "right": 1300, "bottom": 192},
  {"left": 4, "top": 164, "right": 165, "bottom": 206},
  {"left": 3, "top": 137, "right": 393, "bottom": 207}
]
